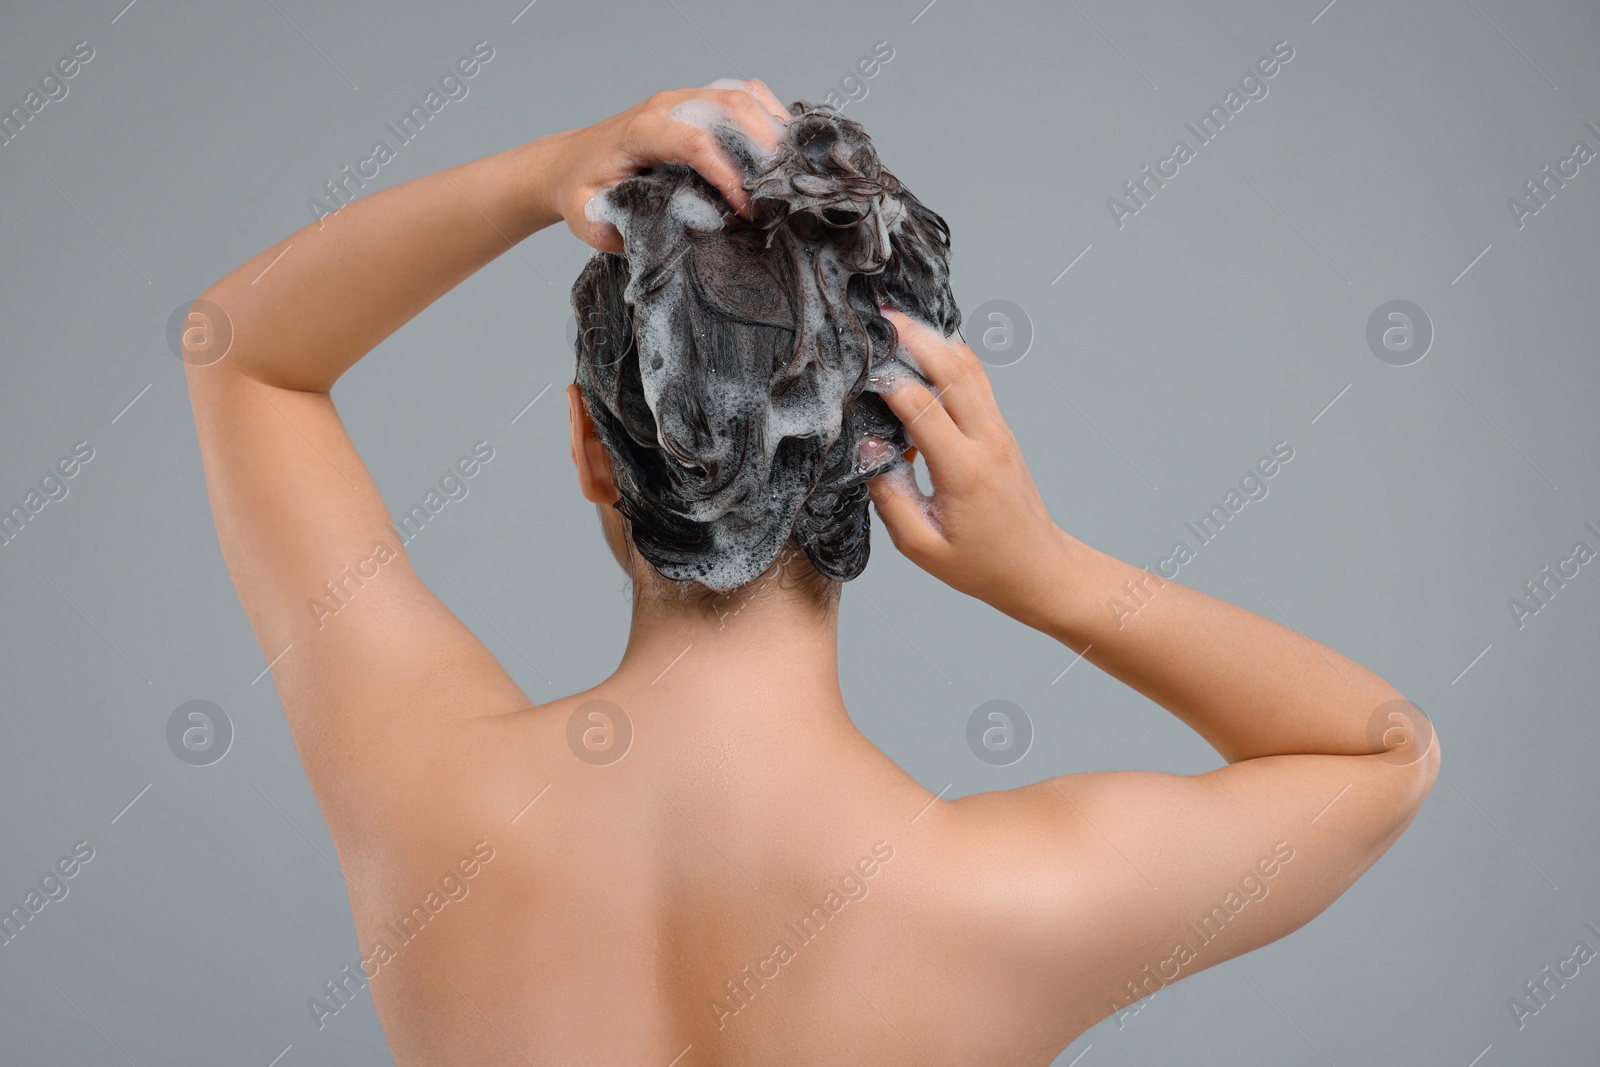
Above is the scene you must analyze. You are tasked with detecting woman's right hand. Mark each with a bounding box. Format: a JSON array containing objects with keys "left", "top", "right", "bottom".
[
  {"left": 867, "top": 308, "right": 1073, "bottom": 626},
  {"left": 533, "top": 79, "right": 792, "bottom": 253}
]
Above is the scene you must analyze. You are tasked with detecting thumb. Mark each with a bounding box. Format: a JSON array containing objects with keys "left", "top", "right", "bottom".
[{"left": 867, "top": 464, "right": 940, "bottom": 558}]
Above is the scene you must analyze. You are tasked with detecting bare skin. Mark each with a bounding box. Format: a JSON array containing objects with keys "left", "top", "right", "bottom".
[{"left": 183, "top": 81, "right": 1439, "bottom": 1066}]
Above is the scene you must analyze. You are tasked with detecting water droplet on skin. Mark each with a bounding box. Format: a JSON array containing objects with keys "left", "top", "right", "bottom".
[{"left": 855, "top": 434, "right": 898, "bottom": 474}]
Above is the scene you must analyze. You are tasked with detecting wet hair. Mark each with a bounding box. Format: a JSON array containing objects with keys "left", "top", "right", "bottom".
[{"left": 571, "top": 101, "right": 960, "bottom": 594}]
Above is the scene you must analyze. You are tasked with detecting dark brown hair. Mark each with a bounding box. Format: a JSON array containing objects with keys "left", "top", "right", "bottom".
[{"left": 571, "top": 101, "right": 959, "bottom": 593}]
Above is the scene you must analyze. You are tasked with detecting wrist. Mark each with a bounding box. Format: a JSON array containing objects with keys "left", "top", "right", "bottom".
[
  {"left": 511, "top": 133, "right": 569, "bottom": 234},
  {"left": 1008, "top": 527, "right": 1103, "bottom": 639}
]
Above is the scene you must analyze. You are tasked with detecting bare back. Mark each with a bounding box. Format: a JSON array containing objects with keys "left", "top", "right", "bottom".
[
  {"left": 311, "top": 669, "right": 1418, "bottom": 1067},
  {"left": 327, "top": 683, "right": 1041, "bottom": 1066}
]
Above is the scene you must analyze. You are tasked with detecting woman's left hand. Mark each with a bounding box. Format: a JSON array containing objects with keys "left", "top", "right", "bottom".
[{"left": 533, "top": 79, "right": 792, "bottom": 253}]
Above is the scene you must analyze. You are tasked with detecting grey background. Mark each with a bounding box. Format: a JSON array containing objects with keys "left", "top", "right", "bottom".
[{"left": 1, "top": 0, "right": 1596, "bottom": 1063}]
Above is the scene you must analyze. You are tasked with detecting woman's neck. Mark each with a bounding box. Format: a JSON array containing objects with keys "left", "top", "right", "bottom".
[{"left": 608, "top": 579, "right": 848, "bottom": 721}]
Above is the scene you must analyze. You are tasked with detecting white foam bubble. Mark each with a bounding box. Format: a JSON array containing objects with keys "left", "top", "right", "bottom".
[
  {"left": 668, "top": 184, "right": 727, "bottom": 233},
  {"left": 667, "top": 93, "right": 786, "bottom": 160},
  {"left": 666, "top": 96, "right": 736, "bottom": 136},
  {"left": 584, "top": 186, "right": 624, "bottom": 240}
]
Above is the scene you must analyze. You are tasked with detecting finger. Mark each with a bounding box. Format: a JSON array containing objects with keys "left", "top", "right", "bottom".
[
  {"left": 867, "top": 465, "right": 942, "bottom": 559},
  {"left": 740, "top": 79, "right": 792, "bottom": 122},
  {"left": 631, "top": 105, "right": 754, "bottom": 216},
  {"left": 880, "top": 308, "right": 1000, "bottom": 434},
  {"left": 581, "top": 214, "right": 625, "bottom": 254},
  {"left": 879, "top": 377, "right": 967, "bottom": 483},
  {"left": 701, "top": 78, "right": 789, "bottom": 124},
  {"left": 642, "top": 88, "right": 791, "bottom": 215},
  {"left": 686, "top": 85, "right": 787, "bottom": 154},
  {"left": 706, "top": 87, "right": 788, "bottom": 153}
]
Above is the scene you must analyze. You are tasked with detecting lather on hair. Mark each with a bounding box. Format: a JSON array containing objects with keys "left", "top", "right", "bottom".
[{"left": 571, "top": 101, "right": 960, "bottom": 592}]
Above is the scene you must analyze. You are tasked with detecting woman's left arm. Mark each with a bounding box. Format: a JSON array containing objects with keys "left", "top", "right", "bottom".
[
  {"left": 182, "top": 82, "right": 790, "bottom": 786},
  {"left": 197, "top": 80, "right": 788, "bottom": 393}
]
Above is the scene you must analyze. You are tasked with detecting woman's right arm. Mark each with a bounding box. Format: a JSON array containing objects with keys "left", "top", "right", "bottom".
[
  {"left": 868, "top": 306, "right": 1437, "bottom": 768},
  {"left": 867, "top": 308, "right": 1439, "bottom": 1022}
]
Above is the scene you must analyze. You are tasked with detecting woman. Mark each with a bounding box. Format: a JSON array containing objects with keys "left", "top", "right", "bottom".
[{"left": 183, "top": 79, "right": 1438, "bottom": 1065}]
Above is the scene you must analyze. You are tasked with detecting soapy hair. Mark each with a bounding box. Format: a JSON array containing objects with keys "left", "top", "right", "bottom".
[{"left": 571, "top": 101, "right": 959, "bottom": 593}]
